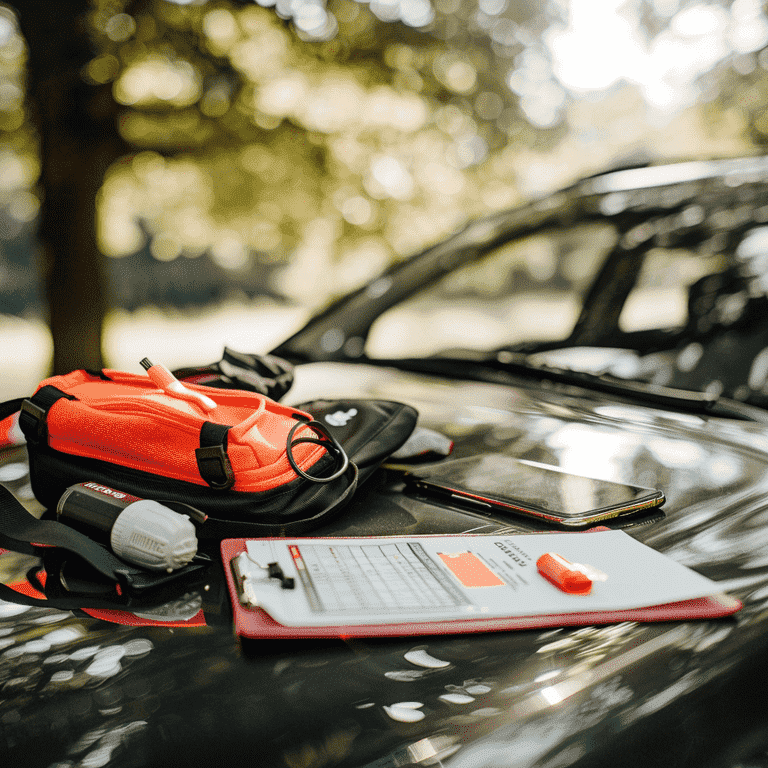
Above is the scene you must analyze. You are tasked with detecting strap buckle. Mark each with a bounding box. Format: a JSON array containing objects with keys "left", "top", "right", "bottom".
[
  {"left": 195, "top": 444, "right": 235, "bottom": 490},
  {"left": 19, "top": 399, "right": 48, "bottom": 444}
]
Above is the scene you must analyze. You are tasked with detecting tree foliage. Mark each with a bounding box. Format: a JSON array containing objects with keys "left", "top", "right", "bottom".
[{"left": 1, "top": 0, "right": 768, "bottom": 372}]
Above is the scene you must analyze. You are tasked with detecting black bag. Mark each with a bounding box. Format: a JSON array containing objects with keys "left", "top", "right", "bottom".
[
  {"left": 0, "top": 349, "right": 418, "bottom": 614},
  {"left": 0, "top": 355, "right": 417, "bottom": 538}
]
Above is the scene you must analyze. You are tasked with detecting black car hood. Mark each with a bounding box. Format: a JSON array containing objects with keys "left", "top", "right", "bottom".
[
  {"left": 290, "top": 361, "right": 768, "bottom": 567},
  {"left": 3, "top": 360, "right": 768, "bottom": 768}
]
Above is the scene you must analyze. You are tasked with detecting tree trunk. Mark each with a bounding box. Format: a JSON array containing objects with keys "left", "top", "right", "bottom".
[{"left": 13, "top": 1, "right": 130, "bottom": 374}]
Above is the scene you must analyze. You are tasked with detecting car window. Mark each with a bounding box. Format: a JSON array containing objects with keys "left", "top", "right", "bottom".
[
  {"left": 365, "top": 223, "right": 618, "bottom": 359},
  {"left": 618, "top": 248, "right": 730, "bottom": 333}
]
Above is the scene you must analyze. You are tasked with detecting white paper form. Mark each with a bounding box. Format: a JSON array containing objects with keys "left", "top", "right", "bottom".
[{"left": 237, "top": 530, "right": 725, "bottom": 627}]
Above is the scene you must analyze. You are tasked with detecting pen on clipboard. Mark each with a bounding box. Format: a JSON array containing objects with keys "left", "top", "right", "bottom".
[{"left": 536, "top": 553, "right": 607, "bottom": 595}]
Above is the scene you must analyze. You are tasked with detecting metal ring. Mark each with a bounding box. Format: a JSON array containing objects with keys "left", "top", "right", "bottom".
[{"left": 286, "top": 419, "right": 349, "bottom": 484}]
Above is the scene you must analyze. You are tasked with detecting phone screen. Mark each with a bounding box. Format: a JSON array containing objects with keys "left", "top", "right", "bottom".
[{"left": 405, "top": 454, "right": 664, "bottom": 527}]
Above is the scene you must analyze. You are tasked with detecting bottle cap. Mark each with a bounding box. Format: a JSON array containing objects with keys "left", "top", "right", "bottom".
[
  {"left": 536, "top": 552, "right": 605, "bottom": 595},
  {"left": 110, "top": 500, "right": 198, "bottom": 572}
]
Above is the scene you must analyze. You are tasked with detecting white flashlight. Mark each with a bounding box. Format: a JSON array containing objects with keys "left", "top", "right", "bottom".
[{"left": 57, "top": 482, "right": 199, "bottom": 572}]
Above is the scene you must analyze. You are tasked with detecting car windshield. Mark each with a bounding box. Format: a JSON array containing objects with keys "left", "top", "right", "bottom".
[
  {"left": 275, "top": 162, "right": 768, "bottom": 410},
  {"left": 366, "top": 223, "right": 615, "bottom": 358},
  {"left": 358, "top": 211, "right": 768, "bottom": 409},
  {"left": 365, "top": 222, "right": 731, "bottom": 360}
]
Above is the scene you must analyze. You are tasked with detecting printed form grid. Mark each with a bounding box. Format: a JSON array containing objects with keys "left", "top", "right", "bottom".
[{"left": 297, "top": 543, "right": 469, "bottom": 613}]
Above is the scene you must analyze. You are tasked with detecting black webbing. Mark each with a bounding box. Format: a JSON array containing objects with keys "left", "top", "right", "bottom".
[
  {"left": 0, "top": 484, "right": 127, "bottom": 582},
  {"left": 17, "top": 386, "right": 75, "bottom": 445},
  {"left": 196, "top": 421, "right": 234, "bottom": 489},
  {"left": 0, "top": 397, "right": 24, "bottom": 422}
]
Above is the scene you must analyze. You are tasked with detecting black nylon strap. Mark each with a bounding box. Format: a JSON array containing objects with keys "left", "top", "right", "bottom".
[
  {"left": 196, "top": 421, "right": 234, "bottom": 490},
  {"left": 28, "top": 385, "right": 75, "bottom": 411},
  {"left": 0, "top": 484, "right": 128, "bottom": 583},
  {"left": 0, "top": 397, "right": 25, "bottom": 422},
  {"left": 18, "top": 386, "right": 75, "bottom": 445},
  {"left": 200, "top": 420, "right": 231, "bottom": 448}
]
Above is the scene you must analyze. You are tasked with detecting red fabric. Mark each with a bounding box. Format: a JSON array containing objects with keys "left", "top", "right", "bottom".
[
  {"left": 7, "top": 574, "right": 46, "bottom": 600},
  {"left": 34, "top": 369, "right": 327, "bottom": 491},
  {"left": 0, "top": 413, "right": 22, "bottom": 448}
]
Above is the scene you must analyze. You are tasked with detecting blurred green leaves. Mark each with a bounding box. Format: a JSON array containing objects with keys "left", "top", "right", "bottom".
[
  {"left": 2, "top": 0, "right": 768, "bottom": 313},
  {"left": 83, "top": 0, "right": 532, "bottom": 303}
]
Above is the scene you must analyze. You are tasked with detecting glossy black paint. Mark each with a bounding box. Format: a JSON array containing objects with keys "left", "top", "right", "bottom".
[
  {"left": 4, "top": 159, "right": 768, "bottom": 767},
  {"left": 2, "top": 363, "right": 767, "bottom": 768}
]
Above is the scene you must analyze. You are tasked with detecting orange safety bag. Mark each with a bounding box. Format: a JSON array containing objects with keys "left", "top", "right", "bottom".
[
  {"left": 0, "top": 353, "right": 420, "bottom": 613},
  {"left": 4, "top": 361, "right": 371, "bottom": 537}
]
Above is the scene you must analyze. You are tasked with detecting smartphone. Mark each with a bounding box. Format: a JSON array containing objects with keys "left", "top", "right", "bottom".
[{"left": 404, "top": 454, "right": 665, "bottom": 528}]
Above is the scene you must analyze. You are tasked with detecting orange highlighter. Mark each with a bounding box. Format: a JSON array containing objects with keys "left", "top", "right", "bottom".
[{"left": 536, "top": 552, "right": 607, "bottom": 595}]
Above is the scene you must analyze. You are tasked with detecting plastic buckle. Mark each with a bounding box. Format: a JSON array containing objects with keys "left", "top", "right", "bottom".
[
  {"left": 195, "top": 444, "right": 235, "bottom": 490},
  {"left": 19, "top": 399, "right": 48, "bottom": 444}
]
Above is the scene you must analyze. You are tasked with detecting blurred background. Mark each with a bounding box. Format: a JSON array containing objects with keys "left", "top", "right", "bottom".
[{"left": 0, "top": 0, "right": 766, "bottom": 397}]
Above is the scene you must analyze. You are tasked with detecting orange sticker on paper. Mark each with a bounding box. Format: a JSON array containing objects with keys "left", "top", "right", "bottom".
[{"left": 438, "top": 551, "right": 505, "bottom": 588}]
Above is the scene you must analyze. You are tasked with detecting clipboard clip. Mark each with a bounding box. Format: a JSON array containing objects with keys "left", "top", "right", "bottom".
[
  {"left": 232, "top": 551, "right": 295, "bottom": 608},
  {"left": 266, "top": 561, "right": 295, "bottom": 589}
]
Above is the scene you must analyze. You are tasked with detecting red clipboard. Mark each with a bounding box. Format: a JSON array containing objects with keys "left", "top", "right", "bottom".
[{"left": 220, "top": 538, "right": 742, "bottom": 640}]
